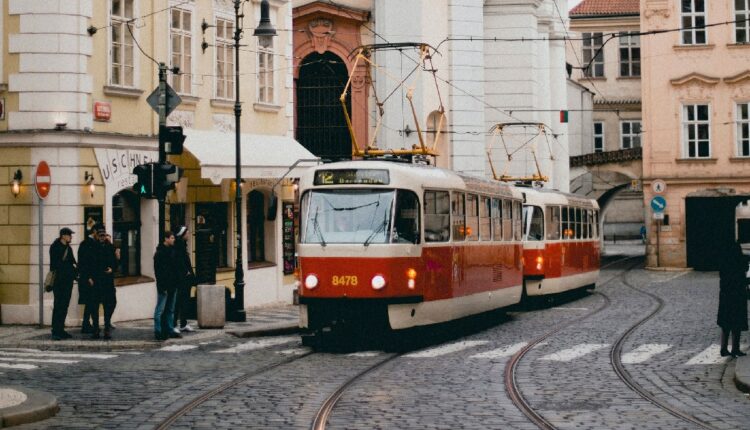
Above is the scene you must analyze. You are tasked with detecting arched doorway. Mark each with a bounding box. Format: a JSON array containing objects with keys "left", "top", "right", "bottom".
[{"left": 296, "top": 51, "right": 351, "bottom": 161}]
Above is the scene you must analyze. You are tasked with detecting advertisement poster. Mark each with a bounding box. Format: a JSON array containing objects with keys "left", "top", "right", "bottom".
[{"left": 282, "top": 201, "right": 295, "bottom": 275}]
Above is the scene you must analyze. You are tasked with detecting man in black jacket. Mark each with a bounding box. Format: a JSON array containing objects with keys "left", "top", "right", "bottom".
[
  {"left": 77, "top": 225, "right": 99, "bottom": 334},
  {"left": 153, "top": 230, "right": 178, "bottom": 341},
  {"left": 172, "top": 226, "right": 196, "bottom": 334},
  {"left": 50, "top": 227, "right": 78, "bottom": 340}
]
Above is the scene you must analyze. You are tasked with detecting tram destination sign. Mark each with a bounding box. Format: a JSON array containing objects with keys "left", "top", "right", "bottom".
[{"left": 314, "top": 169, "right": 390, "bottom": 185}]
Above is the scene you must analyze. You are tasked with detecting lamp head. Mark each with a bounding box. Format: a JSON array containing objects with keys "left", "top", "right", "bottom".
[
  {"left": 11, "top": 169, "right": 22, "bottom": 198},
  {"left": 253, "top": 0, "right": 276, "bottom": 46}
]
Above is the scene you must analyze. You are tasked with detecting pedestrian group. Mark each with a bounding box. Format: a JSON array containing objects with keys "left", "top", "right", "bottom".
[{"left": 48, "top": 224, "right": 195, "bottom": 342}]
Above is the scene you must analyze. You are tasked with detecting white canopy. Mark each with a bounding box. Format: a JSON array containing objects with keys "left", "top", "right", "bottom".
[{"left": 183, "top": 128, "right": 318, "bottom": 184}]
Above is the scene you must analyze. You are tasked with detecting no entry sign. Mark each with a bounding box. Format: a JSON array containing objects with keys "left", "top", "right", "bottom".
[{"left": 35, "top": 161, "right": 51, "bottom": 199}]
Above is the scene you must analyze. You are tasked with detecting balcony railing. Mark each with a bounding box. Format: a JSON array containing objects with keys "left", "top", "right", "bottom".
[{"left": 569, "top": 146, "right": 642, "bottom": 167}]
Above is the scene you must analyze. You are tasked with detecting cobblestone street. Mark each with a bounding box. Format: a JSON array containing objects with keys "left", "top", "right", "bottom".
[{"left": 1, "top": 256, "right": 748, "bottom": 429}]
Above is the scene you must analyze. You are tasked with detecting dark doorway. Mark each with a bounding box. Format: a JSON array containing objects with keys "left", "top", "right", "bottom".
[
  {"left": 686, "top": 197, "right": 740, "bottom": 271},
  {"left": 247, "top": 190, "right": 266, "bottom": 262},
  {"left": 194, "top": 203, "right": 228, "bottom": 284},
  {"left": 296, "top": 51, "right": 352, "bottom": 161}
]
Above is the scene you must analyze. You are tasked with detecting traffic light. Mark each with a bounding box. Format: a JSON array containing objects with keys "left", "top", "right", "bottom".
[
  {"left": 160, "top": 125, "right": 186, "bottom": 155},
  {"left": 154, "top": 162, "right": 183, "bottom": 197},
  {"left": 132, "top": 163, "right": 155, "bottom": 197}
]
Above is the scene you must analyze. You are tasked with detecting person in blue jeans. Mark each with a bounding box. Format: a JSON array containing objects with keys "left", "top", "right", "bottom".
[{"left": 153, "top": 231, "right": 179, "bottom": 341}]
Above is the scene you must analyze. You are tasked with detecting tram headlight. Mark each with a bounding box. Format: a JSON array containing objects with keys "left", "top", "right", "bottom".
[
  {"left": 535, "top": 256, "right": 544, "bottom": 271},
  {"left": 371, "top": 275, "right": 386, "bottom": 290},
  {"left": 304, "top": 274, "right": 319, "bottom": 289},
  {"left": 406, "top": 268, "right": 417, "bottom": 289}
]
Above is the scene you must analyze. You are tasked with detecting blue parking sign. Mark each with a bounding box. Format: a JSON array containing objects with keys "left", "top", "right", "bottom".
[{"left": 650, "top": 196, "right": 666, "bottom": 212}]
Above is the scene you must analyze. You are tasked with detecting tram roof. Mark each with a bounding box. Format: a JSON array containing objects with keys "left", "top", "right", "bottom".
[
  {"left": 299, "top": 160, "right": 522, "bottom": 198},
  {"left": 520, "top": 186, "right": 599, "bottom": 209}
]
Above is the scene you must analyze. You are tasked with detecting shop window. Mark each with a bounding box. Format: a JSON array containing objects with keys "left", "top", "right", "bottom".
[{"left": 112, "top": 190, "right": 140, "bottom": 277}]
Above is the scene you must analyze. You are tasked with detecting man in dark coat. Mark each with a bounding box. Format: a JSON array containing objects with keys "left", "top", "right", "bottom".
[
  {"left": 718, "top": 240, "right": 749, "bottom": 357},
  {"left": 172, "top": 226, "right": 196, "bottom": 333},
  {"left": 153, "top": 230, "right": 178, "bottom": 340},
  {"left": 77, "top": 225, "right": 99, "bottom": 333},
  {"left": 97, "top": 227, "right": 118, "bottom": 340},
  {"left": 50, "top": 227, "right": 78, "bottom": 340}
]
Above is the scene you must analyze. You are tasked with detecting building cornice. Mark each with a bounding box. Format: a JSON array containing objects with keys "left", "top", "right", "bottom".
[
  {"left": 293, "top": 1, "right": 369, "bottom": 22},
  {"left": 724, "top": 70, "right": 750, "bottom": 85},
  {"left": 670, "top": 73, "right": 720, "bottom": 86},
  {"left": 0, "top": 130, "right": 157, "bottom": 149}
]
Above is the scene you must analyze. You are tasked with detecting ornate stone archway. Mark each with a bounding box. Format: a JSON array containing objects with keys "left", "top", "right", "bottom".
[{"left": 293, "top": 2, "right": 370, "bottom": 153}]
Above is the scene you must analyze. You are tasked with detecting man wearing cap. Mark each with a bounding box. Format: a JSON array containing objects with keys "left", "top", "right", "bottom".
[{"left": 50, "top": 227, "right": 78, "bottom": 340}]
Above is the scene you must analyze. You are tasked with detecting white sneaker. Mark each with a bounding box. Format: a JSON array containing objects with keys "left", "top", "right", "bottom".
[
  {"left": 180, "top": 324, "right": 194, "bottom": 332},
  {"left": 172, "top": 327, "right": 180, "bottom": 334}
]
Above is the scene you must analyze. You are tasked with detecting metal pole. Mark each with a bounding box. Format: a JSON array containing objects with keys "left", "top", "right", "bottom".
[
  {"left": 232, "top": 0, "right": 247, "bottom": 322},
  {"left": 157, "top": 63, "right": 167, "bottom": 242},
  {"left": 38, "top": 198, "right": 44, "bottom": 328},
  {"left": 656, "top": 218, "right": 661, "bottom": 268}
]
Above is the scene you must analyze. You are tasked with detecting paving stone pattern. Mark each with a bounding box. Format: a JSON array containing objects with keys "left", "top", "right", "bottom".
[{"left": 2, "top": 263, "right": 749, "bottom": 429}]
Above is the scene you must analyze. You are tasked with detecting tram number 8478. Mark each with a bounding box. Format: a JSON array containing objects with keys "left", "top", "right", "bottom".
[{"left": 331, "top": 275, "right": 359, "bottom": 286}]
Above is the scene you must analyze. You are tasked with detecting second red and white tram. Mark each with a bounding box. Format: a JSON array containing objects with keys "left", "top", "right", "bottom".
[
  {"left": 521, "top": 188, "right": 601, "bottom": 297},
  {"left": 297, "top": 160, "right": 525, "bottom": 332}
]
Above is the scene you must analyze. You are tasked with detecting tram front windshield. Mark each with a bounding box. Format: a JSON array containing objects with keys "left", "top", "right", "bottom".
[{"left": 301, "top": 189, "right": 420, "bottom": 245}]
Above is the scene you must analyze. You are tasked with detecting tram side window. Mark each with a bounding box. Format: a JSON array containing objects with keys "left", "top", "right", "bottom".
[
  {"left": 562, "top": 206, "right": 572, "bottom": 239},
  {"left": 394, "top": 190, "right": 420, "bottom": 244},
  {"left": 466, "top": 194, "right": 479, "bottom": 241},
  {"left": 546, "top": 206, "right": 561, "bottom": 240},
  {"left": 452, "top": 192, "right": 466, "bottom": 241},
  {"left": 525, "top": 205, "right": 544, "bottom": 241},
  {"left": 513, "top": 200, "right": 523, "bottom": 241},
  {"left": 582, "top": 209, "right": 589, "bottom": 239},
  {"left": 575, "top": 207, "right": 582, "bottom": 239},
  {"left": 593, "top": 210, "right": 599, "bottom": 238},
  {"left": 503, "top": 199, "right": 513, "bottom": 241},
  {"left": 424, "top": 190, "right": 450, "bottom": 242},
  {"left": 480, "top": 196, "right": 492, "bottom": 241},
  {"left": 492, "top": 198, "right": 502, "bottom": 241}
]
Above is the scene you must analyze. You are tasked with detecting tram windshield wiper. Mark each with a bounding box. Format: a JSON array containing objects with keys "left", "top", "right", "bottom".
[
  {"left": 311, "top": 211, "right": 327, "bottom": 247},
  {"left": 364, "top": 217, "right": 389, "bottom": 247}
]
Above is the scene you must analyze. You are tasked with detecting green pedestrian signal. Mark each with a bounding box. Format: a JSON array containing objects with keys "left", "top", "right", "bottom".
[{"left": 132, "top": 163, "right": 155, "bottom": 197}]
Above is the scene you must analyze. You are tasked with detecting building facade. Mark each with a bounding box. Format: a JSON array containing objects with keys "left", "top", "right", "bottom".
[
  {"left": 568, "top": 0, "right": 645, "bottom": 240},
  {"left": 641, "top": 0, "right": 750, "bottom": 268},
  {"left": 0, "top": 0, "right": 312, "bottom": 325}
]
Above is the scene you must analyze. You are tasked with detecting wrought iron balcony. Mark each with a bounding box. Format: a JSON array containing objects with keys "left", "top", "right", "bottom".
[{"left": 569, "top": 146, "right": 642, "bottom": 167}]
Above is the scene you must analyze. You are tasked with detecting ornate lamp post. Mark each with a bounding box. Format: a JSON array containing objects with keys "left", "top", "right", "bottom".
[{"left": 230, "top": 0, "right": 276, "bottom": 322}]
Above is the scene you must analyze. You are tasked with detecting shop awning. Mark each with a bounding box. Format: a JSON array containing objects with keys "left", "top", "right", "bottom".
[{"left": 183, "top": 129, "right": 319, "bottom": 184}]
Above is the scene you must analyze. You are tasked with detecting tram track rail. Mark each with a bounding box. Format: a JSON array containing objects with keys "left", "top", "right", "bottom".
[
  {"left": 504, "top": 256, "right": 641, "bottom": 430},
  {"left": 154, "top": 352, "right": 314, "bottom": 430},
  {"left": 310, "top": 353, "right": 401, "bottom": 430},
  {"left": 604, "top": 273, "right": 718, "bottom": 430}
]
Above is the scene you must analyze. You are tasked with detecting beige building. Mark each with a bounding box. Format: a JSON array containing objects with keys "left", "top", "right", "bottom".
[
  {"left": 567, "top": 0, "right": 645, "bottom": 240},
  {"left": 0, "top": 0, "right": 313, "bottom": 325},
  {"left": 641, "top": 0, "right": 750, "bottom": 268}
]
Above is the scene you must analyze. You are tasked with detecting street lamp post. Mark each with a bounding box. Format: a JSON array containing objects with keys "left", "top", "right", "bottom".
[{"left": 230, "top": 0, "right": 276, "bottom": 322}]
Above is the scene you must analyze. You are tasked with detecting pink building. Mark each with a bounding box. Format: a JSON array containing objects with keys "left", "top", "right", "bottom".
[{"left": 641, "top": 0, "right": 750, "bottom": 268}]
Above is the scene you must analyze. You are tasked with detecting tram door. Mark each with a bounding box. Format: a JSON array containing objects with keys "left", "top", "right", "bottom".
[
  {"left": 686, "top": 197, "right": 737, "bottom": 271},
  {"left": 296, "top": 51, "right": 351, "bottom": 161}
]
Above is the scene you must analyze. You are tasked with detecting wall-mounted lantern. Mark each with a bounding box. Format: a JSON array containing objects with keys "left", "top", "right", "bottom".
[
  {"left": 84, "top": 171, "right": 95, "bottom": 197},
  {"left": 10, "top": 169, "right": 22, "bottom": 197}
]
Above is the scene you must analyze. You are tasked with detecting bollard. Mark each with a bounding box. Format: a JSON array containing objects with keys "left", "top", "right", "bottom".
[{"left": 197, "top": 284, "right": 225, "bottom": 328}]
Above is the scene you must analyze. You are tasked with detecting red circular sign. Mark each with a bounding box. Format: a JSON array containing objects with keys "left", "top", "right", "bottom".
[{"left": 35, "top": 161, "right": 51, "bottom": 199}]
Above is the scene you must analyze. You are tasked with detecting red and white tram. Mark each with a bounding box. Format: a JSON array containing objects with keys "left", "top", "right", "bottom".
[
  {"left": 520, "top": 188, "right": 601, "bottom": 297},
  {"left": 296, "top": 160, "right": 525, "bottom": 333}
]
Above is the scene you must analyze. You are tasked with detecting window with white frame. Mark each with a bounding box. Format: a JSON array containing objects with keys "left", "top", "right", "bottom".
[
  {"left": 681, "top": 0, "right": 707, "bottom": 45},
  {"left": 215, "top": 17, "right": 234, "bottom": 99},
  {"left": 594, "top": 122, "right": 604, "bottom": 152},
  {"left": 737, "top": 0, "right": 750, "bottom": 43},
  {"left": 110, "top": 0, "right": 135, "bottom": 87},
  {"left": 619, "top": 32, "right": 640, "bottom": 77},
  {"left": 621, "top": 120, "right": 642, "bottom": 149},
  {"left": 683, "top": 104, "right": 711, "bottom": 158},
  {"left": 738, "top": 103, "right": 750, "bottom": 156},
  {"left": 582, "top": 32, "right": 604, "bottom": 77},
  {"left": 257, "top": 38, "right": 275, "bottom": 104},
  {"left": 170, "top": 7, "right": 192, "bottom": 94}
]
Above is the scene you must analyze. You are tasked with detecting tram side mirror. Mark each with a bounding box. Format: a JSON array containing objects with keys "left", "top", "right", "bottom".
[{"left": 267, "top": 193, "right": 278, "bottom": 221}]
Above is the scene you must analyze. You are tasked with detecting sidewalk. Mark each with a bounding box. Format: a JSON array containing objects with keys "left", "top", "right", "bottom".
[
  {"left": 0, "top": 303, "right": 300, "bottom": 426},
  {"left": 735, "top": 356, "right": 750, "bottom": 394}
]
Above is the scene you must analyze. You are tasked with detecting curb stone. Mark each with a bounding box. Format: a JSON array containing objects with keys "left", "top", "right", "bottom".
[{"left": 0, "top": 386, "right": 58, "bottom": 428}]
